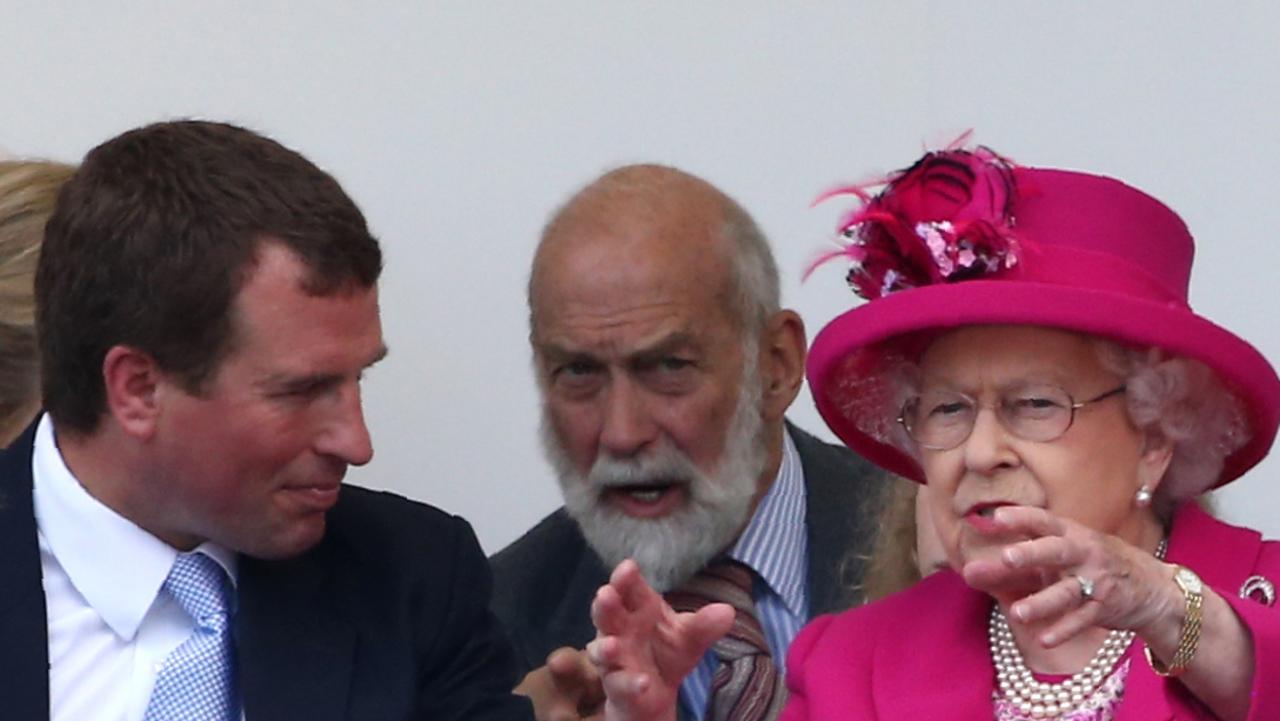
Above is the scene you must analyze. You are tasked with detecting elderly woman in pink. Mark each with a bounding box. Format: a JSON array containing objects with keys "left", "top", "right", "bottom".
[{"left": 586, "top": 144, "right": 1280, "bottom": 721}]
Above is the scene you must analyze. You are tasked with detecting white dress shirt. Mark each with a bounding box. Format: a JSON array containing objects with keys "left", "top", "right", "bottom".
[{"left": 32, "top": 415, "right": 237, "bottom": 721}]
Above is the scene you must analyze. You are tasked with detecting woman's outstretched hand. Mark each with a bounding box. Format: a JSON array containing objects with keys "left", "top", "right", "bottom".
[
  {"left": 588, "top": 560, "right": 735, "bottom": 721},
  {"left": 961, "top": 505, "right": 1254, "bottom": 721},
  {"left": 960, "top": 505, "right": 1178, "bottom": 647}
]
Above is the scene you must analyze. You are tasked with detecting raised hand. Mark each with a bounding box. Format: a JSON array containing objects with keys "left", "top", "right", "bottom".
[
  {"left": 587, "top": 560, "right": 735, "bottom": 721},
  {"left": 961, "top": 505, "right": 1179, "bottom": 647},
  {"left": 515, "top": 647, "right": 605, "bottom": 721}
]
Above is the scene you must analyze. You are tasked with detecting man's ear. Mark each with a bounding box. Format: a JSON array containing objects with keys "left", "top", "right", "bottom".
[
  {"left": 758, "top": 310, "right": 807, "bottom": 422},
  {"left": 101, "top": 345, "right": 163, "bottom": 440}
]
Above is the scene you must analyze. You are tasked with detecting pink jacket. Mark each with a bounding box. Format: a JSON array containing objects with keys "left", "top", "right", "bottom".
[{"left": 782, "top": 504, "right": 1280, "bottom": 721}]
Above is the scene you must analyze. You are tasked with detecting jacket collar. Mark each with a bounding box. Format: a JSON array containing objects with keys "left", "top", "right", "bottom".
[
  {"left": 0, "top": 423, "right": 52, "bottom": 720},
  {"left": 872, "top": 571, "right": 999, "bottom": 721},
  {"left": 234, "top": 534, "right": 357, "bottom": 721}
]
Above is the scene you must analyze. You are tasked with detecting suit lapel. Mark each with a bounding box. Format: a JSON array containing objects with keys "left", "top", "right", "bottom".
[
  {"left": 0, "top": 425, "right": 51, "bottom": 721},
  {"left": 235, "top": 547, "right": 356, "bottom": 721},
  {"left": 789, "top": 422, "right": 885, "bottom": 615}
]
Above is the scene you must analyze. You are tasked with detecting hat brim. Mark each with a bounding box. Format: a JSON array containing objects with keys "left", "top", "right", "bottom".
[{"left": 807, "top": 280, "right": 1280, "bottom": 487}]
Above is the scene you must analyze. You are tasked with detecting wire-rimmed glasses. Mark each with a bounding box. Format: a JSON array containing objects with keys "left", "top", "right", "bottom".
[{"left": 897, "top": 383, "right": 1127, "bottom": 451}]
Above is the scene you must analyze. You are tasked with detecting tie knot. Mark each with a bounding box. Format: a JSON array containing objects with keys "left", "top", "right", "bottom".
[
  {"left": 164, "top": 552, "right": 233, "bottom": 629},
  {"left": 665, "top": 559, "right": 756, "bottom": 615}
]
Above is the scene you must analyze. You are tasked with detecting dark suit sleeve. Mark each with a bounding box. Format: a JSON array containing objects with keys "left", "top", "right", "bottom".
[{"left": 413, "top": 515, "right": 535, "bottom": 721}]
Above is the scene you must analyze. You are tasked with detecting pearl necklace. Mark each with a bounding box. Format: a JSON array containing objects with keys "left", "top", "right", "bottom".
[{"left": 988, "top": 539, "right": 1168, "bottom": 719}]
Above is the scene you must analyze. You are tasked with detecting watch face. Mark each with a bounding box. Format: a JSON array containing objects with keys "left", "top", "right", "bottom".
[{"left": 1177, "top": 567, "right": 1203, "bottom": 594}]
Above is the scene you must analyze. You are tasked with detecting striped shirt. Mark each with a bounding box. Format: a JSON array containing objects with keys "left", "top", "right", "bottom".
[{"left": 678, "top": 429, "right": 808, "bottom": 720}]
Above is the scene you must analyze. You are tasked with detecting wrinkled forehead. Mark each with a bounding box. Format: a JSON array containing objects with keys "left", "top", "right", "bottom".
[{"left": 531, "top": 219, "right": 736, "bottom": 334}]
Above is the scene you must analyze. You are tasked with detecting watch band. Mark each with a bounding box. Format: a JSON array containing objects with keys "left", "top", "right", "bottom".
[{"left": 1145, "top": 565, "right": 1204, "bottom": 677}]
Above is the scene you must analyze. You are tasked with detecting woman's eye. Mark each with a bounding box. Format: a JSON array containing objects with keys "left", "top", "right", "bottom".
[
  {"left": 1012, "top": 396, "right": 1063, "bottom": 410},
  {"left": 929, "top": 401, "right": 971, "bottom": 417}
]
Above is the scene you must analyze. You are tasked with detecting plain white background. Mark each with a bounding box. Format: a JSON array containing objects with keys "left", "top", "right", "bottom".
[{"left": 3, "top": 2, "right": 1276, "bottom": 553}]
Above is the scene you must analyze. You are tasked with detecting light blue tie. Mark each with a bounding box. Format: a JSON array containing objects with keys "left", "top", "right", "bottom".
[{"left": 144, "top": 552, "right": 239, "bottom": 721}]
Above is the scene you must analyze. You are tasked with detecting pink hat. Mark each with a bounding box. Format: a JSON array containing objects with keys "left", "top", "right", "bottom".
[{"left": 806, "top": 145, "right": 1280, "bottom": 486}]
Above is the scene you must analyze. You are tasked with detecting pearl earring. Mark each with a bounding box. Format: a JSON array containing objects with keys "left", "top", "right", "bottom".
[{"left": 1135, "top": 485, "right": 1153, "bottom": 507}]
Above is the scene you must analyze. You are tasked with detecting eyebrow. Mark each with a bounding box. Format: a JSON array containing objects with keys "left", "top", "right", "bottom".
[
  {"left": 539, "top": 332, "right": 698, "bottom": 365},
  {"left": 259, "top": 344, "right": 390, "bottom": 390},
  {"left": 920, "top": 370, "right": 1078, "bottom": 394}
]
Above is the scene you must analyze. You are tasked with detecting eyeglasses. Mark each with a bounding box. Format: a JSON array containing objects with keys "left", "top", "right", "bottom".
[{"left": 897, "top": 384, "right": 1127, "bottom": 451}]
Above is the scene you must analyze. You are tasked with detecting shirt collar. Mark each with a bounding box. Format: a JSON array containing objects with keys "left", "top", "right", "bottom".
[
  {"left": 728, "top": 428, "right": 808, "bottom": 616},
  {"left": 31, "top": 414, "right": 237, "bottom": 640}
]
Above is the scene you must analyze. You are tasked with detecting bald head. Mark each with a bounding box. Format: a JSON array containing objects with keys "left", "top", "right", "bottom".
[{"left": 528, "top": 164, "right": 778, "bottom": 341}]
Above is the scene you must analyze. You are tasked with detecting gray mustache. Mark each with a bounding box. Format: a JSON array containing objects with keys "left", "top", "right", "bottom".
[{"left": 590, "top": 472, "right": 690, "bottom": 489}]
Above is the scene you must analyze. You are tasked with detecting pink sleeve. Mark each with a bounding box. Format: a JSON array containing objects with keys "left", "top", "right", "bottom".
[
  {"left": 1227, "top": 542, "right": 1280, "bottom": 721},
  {"left": 779, "top": 615, "right": 833, "bottom": 721},
  {"left": 780, "top": 612, "right": 881, "bottom": 721}
]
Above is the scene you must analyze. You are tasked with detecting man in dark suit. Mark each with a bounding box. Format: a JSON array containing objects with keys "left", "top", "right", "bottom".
[
  {"left": 0, "top": 120, "right": 532, "bottom": 721},
  {"left": 491, "top": 165, "right": 888, "bottom": 720}
]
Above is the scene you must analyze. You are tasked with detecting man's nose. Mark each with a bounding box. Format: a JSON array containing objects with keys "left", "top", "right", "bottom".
[
  {"left": 316, "top": 384, "right": 374, "bottom": 466},
  {"left": 598, "top": 378, "right": 657, "bottom": 459}
]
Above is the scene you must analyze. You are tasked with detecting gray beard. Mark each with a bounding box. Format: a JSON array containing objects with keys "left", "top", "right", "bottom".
[{"left": 541, "top": 372, "right": 767, "bottom": 593}]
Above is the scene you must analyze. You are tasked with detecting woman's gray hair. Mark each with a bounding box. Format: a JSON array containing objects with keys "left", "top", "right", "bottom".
[{"left": 1094, "top": 341, "right": 1250, "bottom": 512}]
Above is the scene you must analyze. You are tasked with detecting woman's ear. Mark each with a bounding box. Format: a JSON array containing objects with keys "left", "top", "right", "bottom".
[
  {"left": 758, "top": 310, "right": 807, "bottom": 422},
  {"left": 1136, "top": 431, "right": 1175, "bottom": 496}
]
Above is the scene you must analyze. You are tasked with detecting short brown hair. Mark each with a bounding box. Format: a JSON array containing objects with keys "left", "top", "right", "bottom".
[
  {"left": 0, "top": 160, "right": 76, "bottom": 434},
  {"left": 37, "top": 120, "right": 382, "bottom": 434}
]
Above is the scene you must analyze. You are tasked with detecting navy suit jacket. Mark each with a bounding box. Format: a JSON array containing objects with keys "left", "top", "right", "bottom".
[
  {"left": 0, "top": 423, "right": 534, "bottom": 721},
  {"left": 489, "top": 423, "right": 888, "bottom": 683}
]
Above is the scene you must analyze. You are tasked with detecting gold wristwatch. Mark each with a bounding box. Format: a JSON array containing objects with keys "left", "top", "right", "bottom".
[{"left": 1145, "top": 565, "right": 1204, "bottom": 677}]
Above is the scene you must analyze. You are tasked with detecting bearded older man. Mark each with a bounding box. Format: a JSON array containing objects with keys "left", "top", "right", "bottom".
[{"left": 490, "top": 165, "right": 889, "bottom": 721}]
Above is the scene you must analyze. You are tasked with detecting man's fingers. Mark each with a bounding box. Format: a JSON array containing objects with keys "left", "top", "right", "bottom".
[
  {"left": 548, "top": 647, "right": 598, "bottom": 684},
  {"left": 599, "top": 670, "right": 653, "bottom": 715},
  {"left": 591, "top": 584, "right": 627, "bottom": 636},
  {"left": 546, "top": 647, "right": 605, "bottom": 713},
  {"left": 585, "top": 636, "right": 622, "bottom": 671},
  {"left": 610, "top": 559, "right": 660, "bottom": 614},
  {"left": 684, "top": 603, "right": 735, "bottom": 652}
]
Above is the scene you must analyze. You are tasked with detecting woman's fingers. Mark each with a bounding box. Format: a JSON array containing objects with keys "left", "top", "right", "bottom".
[
  {"left": 1038, "top": 602, "right": 1104, "bottom": 648},
  {"left": 1003, "top": 534, "right": 1083, "bottom": 571},
  {"left": 1009, "top": 575, "right": 1094, "bottom": 623},
  {"left": 991, "top": 505, "right": 1068, "bottom": 538}
]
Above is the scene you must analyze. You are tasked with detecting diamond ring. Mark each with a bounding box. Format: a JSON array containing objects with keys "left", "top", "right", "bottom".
[{"left": 1076, "top": 575, "right": 1095, "bottom": 601}]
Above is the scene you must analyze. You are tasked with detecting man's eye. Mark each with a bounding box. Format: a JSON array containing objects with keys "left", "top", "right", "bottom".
[
  {"left": 657, "top": 357, "right": 694, "bottom": 372},
  {"left": 560, "top": 360, "right": 600, "bottom": 377},
  {"left": 271, "top": 383, "right": 321, "bottom": 401}
]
